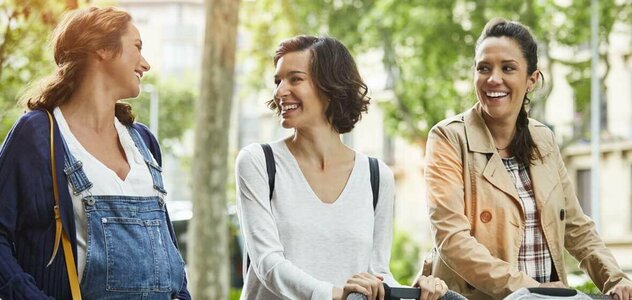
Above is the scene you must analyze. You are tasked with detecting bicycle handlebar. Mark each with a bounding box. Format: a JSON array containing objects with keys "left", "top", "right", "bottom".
[
  {"left": 347, "top": 283, "right": 467, "bottom": 300},
  {"left": 347, "top": 285, "right": 614, "bottom": 300}
]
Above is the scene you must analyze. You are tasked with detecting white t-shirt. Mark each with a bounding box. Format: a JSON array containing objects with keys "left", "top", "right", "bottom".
[
  {"left": 236, "top": 141, "right": 398, "bottom": 300},
  {"left": 54, "top": 107, "right": 157, "bottom": 282}
]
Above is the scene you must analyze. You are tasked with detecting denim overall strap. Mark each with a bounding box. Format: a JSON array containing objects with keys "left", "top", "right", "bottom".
[
  {"left": 60, "top": 134, "right": 93, "bottom": 195},
  {"left": 126, "top": 126, "right": 167, "bottom": 195}
]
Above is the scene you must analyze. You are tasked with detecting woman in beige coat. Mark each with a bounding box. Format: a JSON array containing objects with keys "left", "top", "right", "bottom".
[{"left": 422, "top": 18, "right": 632, "bottom": 300}]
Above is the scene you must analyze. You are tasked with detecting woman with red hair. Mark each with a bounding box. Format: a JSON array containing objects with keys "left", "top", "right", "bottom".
[{"left": 0, "top": 7, "right": 190, "bottom": 299}]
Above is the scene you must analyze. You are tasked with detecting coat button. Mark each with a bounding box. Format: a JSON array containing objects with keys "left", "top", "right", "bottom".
[
  {"left": 560, "top": 209, "right": 565, "bottom": 221},
  {"left": 480, "top": 210, "right": 492, "bottom": 223}
]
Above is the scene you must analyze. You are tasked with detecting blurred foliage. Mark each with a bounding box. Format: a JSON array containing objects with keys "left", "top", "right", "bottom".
[
  {"left": 0, "top": 0, "right": 74, "bottom": 140},
  {"left": 390, "top": 229, "right": 423, "bottom": 285},
  {"left": 229, "top": 288, "right": 241, "bottom": 300},
  {"left": 563, "top": 249, "right": 582, "bottom": 275},
  {"left": 574, "top": 280, "right": 601, "bottom": 295},
  {"left": 126, "top": 74, "right": 197, "bottom": 154},
  {"left": 241, "top": 0, "right": 632, "bottom": 143}
]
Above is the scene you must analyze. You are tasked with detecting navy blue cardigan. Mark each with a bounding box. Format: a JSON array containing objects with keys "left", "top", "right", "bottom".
[{"left": 0, "top": 110, "right": 191, "bottom": 300}]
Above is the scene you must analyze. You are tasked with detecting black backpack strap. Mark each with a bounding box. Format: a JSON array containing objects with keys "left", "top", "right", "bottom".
[
  {"left": 247, "top": 144, "right": 276, "bottom": 274},
  {"left": 261, "top": 143, "right": 276, "bottom": 200},
  {"left": 369, "top": 157, "right": 379, "bottom": 210}
]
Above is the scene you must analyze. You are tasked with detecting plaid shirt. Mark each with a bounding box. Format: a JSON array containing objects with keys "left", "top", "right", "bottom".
[{"left": 502, "top": 157, "right": 552, "bottom": 283}]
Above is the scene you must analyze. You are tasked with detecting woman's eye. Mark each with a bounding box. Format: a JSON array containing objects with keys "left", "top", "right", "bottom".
[
  {"left": 274, "top": 79, "right": 280, "bottom": 85},
  {"left": 503, "top": 66, "right": 515, "bottom": 72},
  {"left": 291, "top": 77, "right": 302, "bottom": 83},
  {"left": 476, "top": 66, "right": 489, "bottom": 72}
]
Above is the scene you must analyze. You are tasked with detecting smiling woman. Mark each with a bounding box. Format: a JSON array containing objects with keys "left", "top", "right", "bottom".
[
  {"left": 267, "top": 35, "right": 370, "bottom": 134},
  {"left": 0, "top": 6, "right": 190, "bottom": 300},
  {"left": 422, "top": 18, "right": 632, "bottom": 300},
  {"left": 235, "top": 35, "right": 449, "bottom": 300}
]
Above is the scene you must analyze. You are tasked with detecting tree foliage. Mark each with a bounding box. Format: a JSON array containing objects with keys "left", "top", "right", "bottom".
[
  {"left": 0, "top": 0, "right": 73, "bottom": 139},
  {"left": 127, "top": 74, "right": 197, "bottom": 153},
  {"left": 241, "top": 0, "right": 631, "bottom": 143}
]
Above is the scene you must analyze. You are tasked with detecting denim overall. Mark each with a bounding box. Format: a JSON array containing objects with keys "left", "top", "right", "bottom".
[{"left": 61, "top": 127, "right": 185, "bottom": 300}]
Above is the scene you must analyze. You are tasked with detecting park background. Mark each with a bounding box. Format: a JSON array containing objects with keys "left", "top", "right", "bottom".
[{"left": 1, "top": 0, "right": 631, "bottom": 299}]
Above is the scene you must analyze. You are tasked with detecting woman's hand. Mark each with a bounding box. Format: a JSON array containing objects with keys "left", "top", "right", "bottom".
[
  {"left": 538, "top": 281, "right": 566, "bottom": 288},
  {"left": 341, "top": 272, "right": 385, "bottom": 300},
  {"left": 413, "top": 275, "right": 448, "bottom": 300},
  {"left": 609, "top": 283, "right": 632, "bottom": 300}
]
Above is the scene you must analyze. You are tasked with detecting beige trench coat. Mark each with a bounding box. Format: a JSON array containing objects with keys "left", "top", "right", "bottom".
[{"left": 423, "top": 104, "right": 631, "bottom": 299}]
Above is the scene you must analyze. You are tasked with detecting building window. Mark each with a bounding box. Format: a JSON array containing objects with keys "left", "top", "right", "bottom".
[
  {"left": 576, "top": 169, "right": 592, "bottom": 217},
  {"left": 162, "top": 24, "right": 199, "bottom": 76}
]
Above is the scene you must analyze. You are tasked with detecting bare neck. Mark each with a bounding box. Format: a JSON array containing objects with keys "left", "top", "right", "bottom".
[
  {"left": 59, "top": 75, "right": 118, "bottom": 134},
  {"left": 483, "top": 114, "right": 517, "bottom": 150},
  {"left": 285, "top": 126, "right": 353, "bottom": 170}
]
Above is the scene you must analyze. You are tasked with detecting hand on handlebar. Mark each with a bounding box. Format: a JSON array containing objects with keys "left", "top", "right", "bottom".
[
  {"left": 608, "top": 283, "right": 632, "bottom": 300},
  {"left": 412, "top": 275, "right": 448, "bottom": 300},
  {"left": 342, "top": 272, "right": 385, "bottom": 300}
]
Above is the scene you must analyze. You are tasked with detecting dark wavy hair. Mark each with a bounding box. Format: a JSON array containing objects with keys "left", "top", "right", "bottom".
[
  {"left": 476, "top": 18, "right": 543, "bottom": 166},
  {"left": 266, "top": 35, "right": 370, "bottom": 134},
  {"left": 19, "top": 7, "right": 136, "bottom": 125}
]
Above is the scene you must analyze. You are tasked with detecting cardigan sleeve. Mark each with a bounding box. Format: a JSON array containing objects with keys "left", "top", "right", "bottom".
[
  {"left": 0, "top": 115, "right": 53, "bottom": 299},
  {"left": 133, "top": 123, "right": 162, "bottom": 166}
]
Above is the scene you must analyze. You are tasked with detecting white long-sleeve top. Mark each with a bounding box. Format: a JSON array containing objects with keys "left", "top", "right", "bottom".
[{"left": 235, "top": 141, "right": 398, "bottom": 300}]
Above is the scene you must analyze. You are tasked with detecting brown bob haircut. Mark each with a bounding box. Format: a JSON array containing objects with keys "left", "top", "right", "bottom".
[{"left": 267, "top": 35, "right": 370, "bottom": 134}]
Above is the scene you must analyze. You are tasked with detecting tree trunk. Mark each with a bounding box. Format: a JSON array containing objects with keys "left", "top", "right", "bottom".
[{"left": 189, "top": 0, "right": 240, "bottom": 299}]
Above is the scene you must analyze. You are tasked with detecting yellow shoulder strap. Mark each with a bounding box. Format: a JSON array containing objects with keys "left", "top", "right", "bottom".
[{"left": 45, "top": 110, "right": 82, "bottom": 300}]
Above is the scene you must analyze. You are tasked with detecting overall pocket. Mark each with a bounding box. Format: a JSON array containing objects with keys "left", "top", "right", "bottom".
[
  {"left": 161, "top": 222, "right": 186, "bottom": 294},
  {"left": 102, "top": 217, "right": 171, "bottom": 292}
]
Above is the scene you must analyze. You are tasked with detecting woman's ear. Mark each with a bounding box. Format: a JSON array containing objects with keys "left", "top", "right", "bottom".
[
  {"left": 528, "top": 69, "right": 540, "bottom": 89},
  {"left": 95, "top": 49, "right": 113, "bottom": 61}
]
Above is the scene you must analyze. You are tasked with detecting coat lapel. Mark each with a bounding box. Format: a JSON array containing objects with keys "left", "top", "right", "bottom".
[
  {"left": 482, "top": 153, "right": 521, "bottom": 202},
  {"left": 464, "top": 104, "right": 521, "bottom": 203},
  {"left": 464, "top": 103, "right": 560, "bottom": 206}
]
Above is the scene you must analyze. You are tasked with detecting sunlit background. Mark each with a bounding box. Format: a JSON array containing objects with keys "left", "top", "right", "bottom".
[{"left": 1, "top": 0, "right": 631, "bottom": 299}]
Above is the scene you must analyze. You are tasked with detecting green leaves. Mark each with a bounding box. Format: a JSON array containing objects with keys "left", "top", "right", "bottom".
[
  {"left": 127, "top": 74, "right": 198, "bottom": 154},
  {"left": 241, "top": 0, "right": 630, "bottom": 143},
  {"left": 0, "top": 0, "right": 68, "bottom": 139}
]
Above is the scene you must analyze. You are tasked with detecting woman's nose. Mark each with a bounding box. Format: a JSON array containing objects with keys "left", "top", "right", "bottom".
[
  {"left": 274, "top": 80, "right": 290, "bottom": 99},
  {"left": 140, "top": 55, "right": 151, "bottom": 71},
  {"left": 487, "top": 69, "right": 502, "bottom": 84}
]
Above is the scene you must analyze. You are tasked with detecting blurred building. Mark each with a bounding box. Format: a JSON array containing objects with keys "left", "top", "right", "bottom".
[
  {"left": 544, "top": 21, "right": 632, "bottom": 269},
  {"left": 117, "top": 0, "right": 204, "bottom": 77}
]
